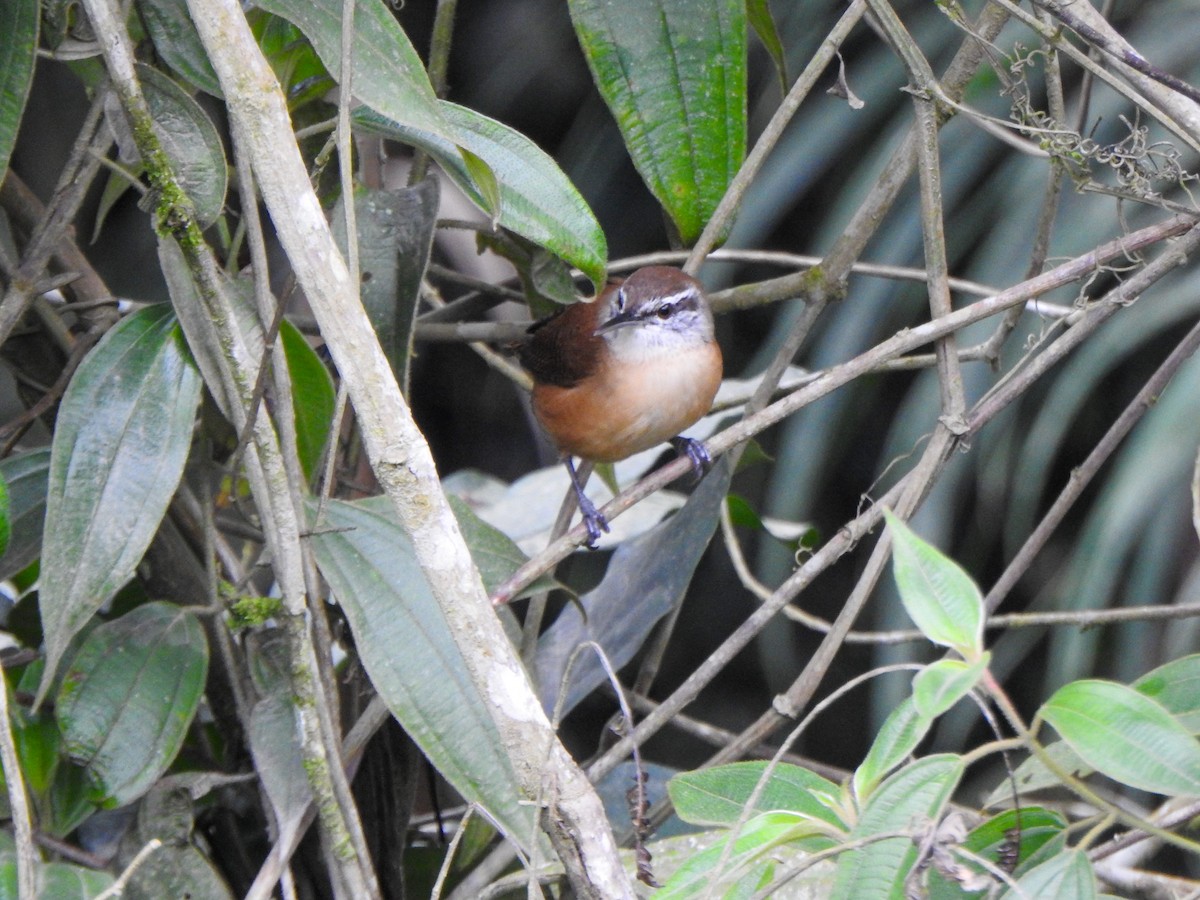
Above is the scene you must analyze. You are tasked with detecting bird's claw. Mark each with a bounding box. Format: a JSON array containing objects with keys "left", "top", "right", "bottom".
[
  {"left": 577, "top": 494, "right": 610, "bottom": 550},
  {"left": 670, "top": 436, "right": 712, "bottom": 483}
]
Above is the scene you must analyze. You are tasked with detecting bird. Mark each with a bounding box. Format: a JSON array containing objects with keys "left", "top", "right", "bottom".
[{"left": 519, "top": 266, "right": 723, "bottom": 548}]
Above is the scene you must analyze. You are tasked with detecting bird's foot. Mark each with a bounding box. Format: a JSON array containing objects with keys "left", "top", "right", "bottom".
[
  {"left": 576, "top": 492, "right": 610, "bottom": 550},
  {"left": 670, "top": 436, "right": 712, "bottom": 483}
]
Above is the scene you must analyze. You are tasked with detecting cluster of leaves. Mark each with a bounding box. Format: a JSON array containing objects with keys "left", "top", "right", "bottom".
[{"left": 656, "top": 517, "right": 1200, "bottom": 898}]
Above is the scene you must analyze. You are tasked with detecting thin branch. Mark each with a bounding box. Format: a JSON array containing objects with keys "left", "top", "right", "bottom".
[
  {"left": 0, "top": 678, "right": 37, "bottom": 897},
  {"left": 493, "top": 214, "right": 1197, "bottom": 605}
]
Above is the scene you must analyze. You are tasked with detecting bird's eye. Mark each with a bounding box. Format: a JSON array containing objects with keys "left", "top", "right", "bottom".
[
  {"left": 615, "top": 288, "right": 627, "bottom": 313},
  {"left": 656, "top": 305, "right": 672, "bottom": 320}
]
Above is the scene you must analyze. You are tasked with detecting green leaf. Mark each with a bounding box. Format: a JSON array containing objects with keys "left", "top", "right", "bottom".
[
  {"left": 354, "top": 103, "right": 608, "bottom": 291},
  {"left": 668, "top": 761, "right": 846, "bottom": 833},
  {"left": 912, "top": 654, "right": 989, "bottom": 719},
  {"left": 37, "top": 305, "right": 202, "bottom": 701},
  {"left": 330, "top": 179, "right": 439, "bottom": 395},
  {"left": 253, "top": 0, "right": 445, "bottom": 132},
  {"left": 56, "top": 603, "right": 209, "bottom": 807},
  {"left": 138, "top": 63, "right": 227, "bottom": 227},
  {"left": 0, "top": 0, "right": 38, "bottom": 182},
  {"left": 568, "top": 0, "right": 746, "bottom": 244},
  {"left": 0, "top": 449, "right": 49, "bottom": 581},
  {"left": 653, "top": 811, "right": 826, "bottom": 900},
  {"left": 141, "top": 0, "right": 223, "bottom": 97},
  {"left": 1001, "top": 849, "right": 1097, "bottom": 900},
  {"left": 1040, "top": 678, "right": 1200, "bottom": 795},
  {"left": 853, "top": 696, "right": 933, "bottom": 801},
  {"left": 927, "top": 807, "right": 1066, "bottom": 899},
  {"left": 746, "top": 0, "right": 787, "bottom": 95},
  {"left": 247, "top": 10, "right": 336, "bottom": 110},
  {"left": 834, "top": 754, "right": 963, "bottom": 899},
  {"left": 885, "top": 510, "right": 985, "bottom": 658},
  {"left": 279, "top": 319, "right": 335, "bottom": 484},
  {"left": 307, "top": 496, "right": 540, "bottom": 851},
  {"left": 1134, "top": 653, "right": 1200, "bottom": 732}
]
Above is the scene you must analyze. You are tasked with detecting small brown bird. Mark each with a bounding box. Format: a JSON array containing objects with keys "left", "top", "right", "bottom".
[{"left": 519, "top": 266, "right": 723, "bottom": 547}]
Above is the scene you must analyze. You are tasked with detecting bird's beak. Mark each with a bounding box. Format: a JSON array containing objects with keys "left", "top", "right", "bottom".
[{"left": 594, "top": 310, "right": 638, "bottom": 335}]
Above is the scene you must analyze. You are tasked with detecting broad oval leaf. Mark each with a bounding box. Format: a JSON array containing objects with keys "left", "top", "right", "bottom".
[
  {"left": 568, "top": 0, "right": 747, "bottom": 244},
  {"left": 138, "top": 63, "right": 227, "bottom": 227},
  {"left": 354, "top": 104, "right": 607, "bottom": 290},
  {"left": 141, "top": 0, "right": 223, "bottom": 97},
  {"left": 853, "top": 696, "right": 933, "bottom": 801},
  {"left": 1001, "top": 848, "right": 1098, "bottom": 900},
  {"left": 0, "top": 448, "right": 49, "bottom": 580},
  {"left": 56, "top": 603, "right": 210, "bottom": 807},
  {"left": 885, "top": 510, "right": 984, "bottom": 658},
  {"left": 1040, "top": 678, "right": 1200, "bottom": 795},
  {"left": 668, "top": 761, "right": 845, "bottom": 832},
  {"left": 307, "top": 496, "right": 539, "bottom": 850},
  {"left": 38, "top": 305, "right": 202, "bottom": 700},
  {"left": 834, "top": 754, "right": 963, "bottom": 899},
  {"left": 0, "top": 0, "right": 38, "bottom": 181}
]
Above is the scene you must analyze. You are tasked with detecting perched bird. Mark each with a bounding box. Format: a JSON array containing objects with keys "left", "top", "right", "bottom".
[{"left": 519, "top": 266, "right": 723, "bottom": 547}]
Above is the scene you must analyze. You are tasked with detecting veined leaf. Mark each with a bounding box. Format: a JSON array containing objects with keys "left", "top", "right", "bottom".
[
  {"left": 885, "top": 510, "right": 985, "bottom": 659},
  {"left": 1040, "top": 679, "right": 1200, "bottom": 795},
  {"left": 669, "top": 761, "right": 845, "bottom": 832},
  {"left": 37, "top": 305, "right": 202, "bottom": 702},
  {"left": 354, "top": 104, "right": 607, "bottom": 290},
  {"left": 307, "top": 496, "right": 540, "bottom": 850},
  {"left": 568, "top": 0, "right": 746, "bottom": 244},
  {"left": 56, "top": 603, "right": 209, "bottom": 807}
]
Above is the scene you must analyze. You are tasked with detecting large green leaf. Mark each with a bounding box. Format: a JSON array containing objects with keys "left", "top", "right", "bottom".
[
  {"left": 138, "top": 63, "right": 227, "bottom": 227},
  {"left": 1040, "top": 678, "right": 1200, "bottom": 795},
  {"left": 0, "top": 449, "right": 49, "bottom": 580},
  {"left": 354, "top": 104, "right": 607, "bottom": 290},
  {"left": 56, "top": 603, "right": 210, "bottom": 807},
  {"left": 833, "top": 754, "right": 963, "bottom": 898},
  {"left": 568, "top": 0, "right": 746, "bottom": 244},
  {"left": 307, "top": 497, "right": 538, "bottom": 849},
  {"left": 0, "top": 0, "right": 38, "bottom": 182},
  {"left": 37, "top": 305, "right": 202, "bottom": 700}
]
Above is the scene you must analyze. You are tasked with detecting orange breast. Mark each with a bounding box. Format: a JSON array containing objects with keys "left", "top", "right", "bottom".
[{"left": 531, "top": 340, "right": 722, "bottom": 462}]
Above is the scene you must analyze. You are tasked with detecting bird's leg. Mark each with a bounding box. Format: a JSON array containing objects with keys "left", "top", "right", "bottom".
[
  {"left": 670, "top": 436, "right": 712, "bottom": 482},
  {"left": 565, "top": 457, "right": 609, "bottom": 549}
]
